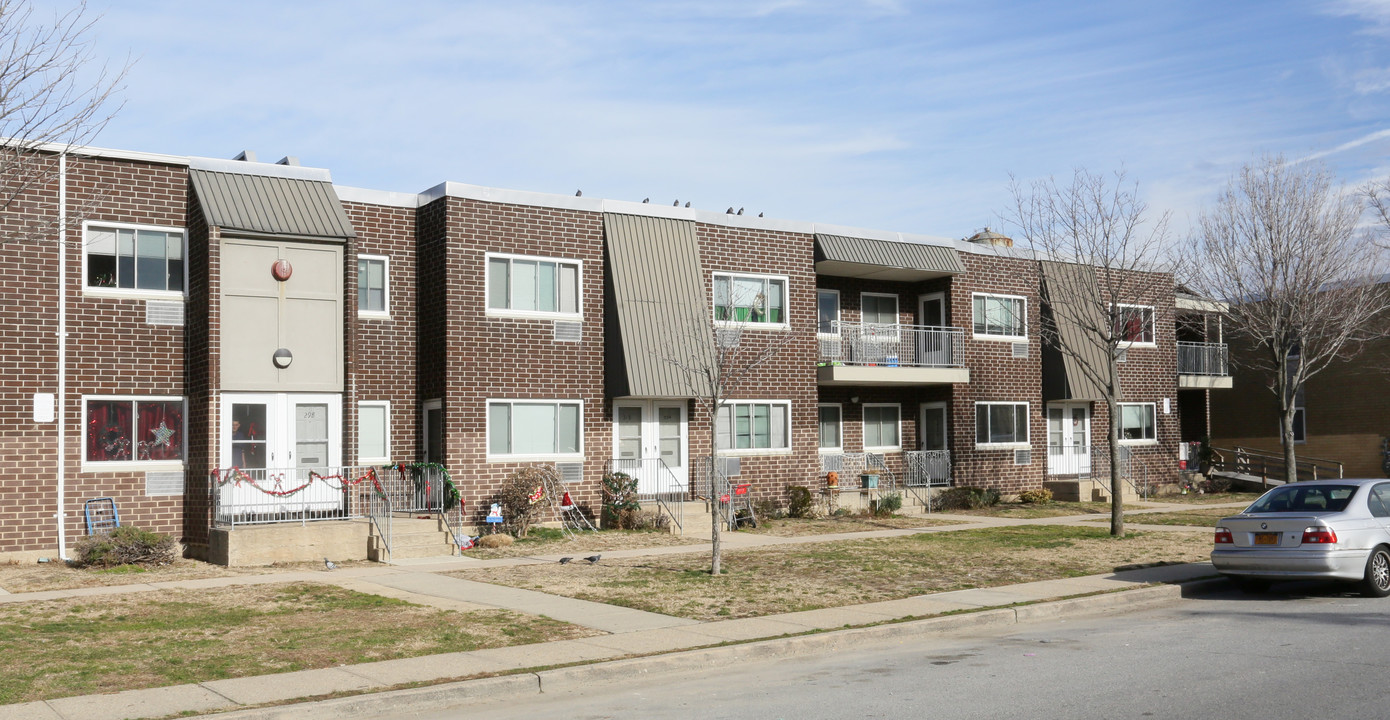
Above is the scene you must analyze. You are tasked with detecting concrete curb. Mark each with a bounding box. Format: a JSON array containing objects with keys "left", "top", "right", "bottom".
[{"left": 195, "top": 577, "right": 1221, "bottom": 720}]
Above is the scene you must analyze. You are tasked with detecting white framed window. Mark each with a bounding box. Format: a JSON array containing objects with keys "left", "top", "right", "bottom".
[
  {"left": 818, "top": 403, "right": 842, "bottom": 452},
  {"left": 863, "top": 403, "right": 901, "bottom": 451},
  {"left": 358, "top": 255, "right": 389, "bottom": 317},
  {"left": 357, "top": 401, "right": 390, "bottom": 463},
  {"left": 82, "top": 221, "right": 186, "bottom": 298},
  {"left": 1113, "top": 304, "right": 1155, "bottom": 345},
  {"left": 713, "top": 272, "right": 788, "bottom": 328},
  {"left": 82, "top": 396, "right": 186, "bottom": 469},
  {"left": 486, "top": 399, "right": 583, "bottom": 459},
  {"left": 716, "top": 400, "right": 791, "bottom": 452},
  {"left": 485, "top": 253, "right": 582, "bottom": 319},
  {"left": 1117, "top": 403, "right": 1157, "bottom": 444},
  {"left": 817, "top": 289, "right": 840, "bottom": 336},
  {"left": 972, "top": 292, "right": 1026, "bottom": 340},
  {"left": 975, "top": 401, "right": 1029, "bottom": 447}
]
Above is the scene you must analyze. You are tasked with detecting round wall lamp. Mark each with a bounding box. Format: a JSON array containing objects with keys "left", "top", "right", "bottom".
[
  {"left": 272, "top": 348, "right": 294, "bottom": 369},
  {"left": 271, "top": 259, "right": 293, "bottom": 281}
]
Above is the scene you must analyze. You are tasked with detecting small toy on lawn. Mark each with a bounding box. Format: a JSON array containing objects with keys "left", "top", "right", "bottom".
[
  {"left": 458, "top": 535, "right": 475, "bottom": 550},
  {"left": 486, "top": 503, "right": 504, "bottom": 531}
]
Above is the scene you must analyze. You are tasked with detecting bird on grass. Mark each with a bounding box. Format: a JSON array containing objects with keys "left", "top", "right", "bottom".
[
  {"left": 559, "top": 557, "right": 573, "bottom": 564},
  {"left": 324, "top": 557, "right": 338, "bottom": 571},
  {"left": 584, "top": 555, "right": 602, "bottom": 564}
]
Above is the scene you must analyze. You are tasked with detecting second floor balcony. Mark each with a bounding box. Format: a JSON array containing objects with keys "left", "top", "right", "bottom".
[
  {"left": 817, "top": 321, "right": 970, "bottom": 386},
  {"left": 1177, "top": 341, "right": 1232, "bottom": 389}
]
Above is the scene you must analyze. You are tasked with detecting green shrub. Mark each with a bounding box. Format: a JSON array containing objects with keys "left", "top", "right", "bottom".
[
  {"left": 833, "top": 507, "right": 851, "bottom": 517},
  {"left": 934, "top": 486, "right": 1001, "bottom": 511},
  {"left": 600, "top": 471, "right": 642, "bottom": 530},
  {"left": 787, "top": 485, "right": 814, "bottom": 518},
  {"left": 72, "top": 526, "right": 175, "bottom": 568},
  {"left": 1018, "top": 488, "right": 1053, "bottom": 504},
  {"left": 876, "top": 492, "right": 903, "bottom": 516}
]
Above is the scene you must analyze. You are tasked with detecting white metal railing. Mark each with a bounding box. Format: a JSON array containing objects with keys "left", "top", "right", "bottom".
[
  {"left": 820, "top": 452, "right": 897, "bottom": 491},
  {"left": 1045, "top": 444, "right": 1094, "bottom": 477},
  {"left": 211, "top": 466, "right": 384, "bottom": 526},
  {"left": 1177, "top": 341, "right": 1229, "bottom": 376},
  {"left": 608, "top": 457, "right": 685, "bottom": 533},
  {"left": 904, "top": 450, "right": 951, "bottom": 487},
  {"left": 818, "top": 322, "right": 965, "bottom": 368},
  {"left": 371, "top": 464, "right": 466, "bottom": 550}
]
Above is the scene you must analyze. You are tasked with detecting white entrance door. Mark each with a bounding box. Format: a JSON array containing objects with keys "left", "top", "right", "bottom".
[
  {"left": 220, "top": 393, "right": 342, "bottom": 514},
  {"left": 917, "top": 292, "right": 950, "bottom": 366},
  {"left": 916, "top": 402, "right": 950, "bottom": 484},
  {"left": 613, "top": 400, "right": 687, "bottom": 496},
  {"left": 1046, "top": 403, "right": 1091, "bottom": 475}
]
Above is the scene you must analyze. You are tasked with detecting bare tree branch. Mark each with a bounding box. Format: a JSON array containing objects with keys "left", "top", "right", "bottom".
[{"left": 1186, "top": 156, "right": 1390, "bottom": 481}]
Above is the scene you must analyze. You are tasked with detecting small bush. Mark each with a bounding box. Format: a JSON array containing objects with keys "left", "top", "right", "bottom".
[
  {"left": 1202, "top": 475, "right": 1234, "bottom": 494},
  {"left": 833, "top": 507, "right": 851, "bottom": 517},
  {"left": 72, "top": 526, "right": 175, "bottom": 568},
  {"left": 787, "top": 486, "right": 814, "bottom": 518},
  {"left": 875, "top": 492, "right": 903, "bottom": 516},
  {"left": 1018, "top": 488, "right": 1053, "bottom": 504},
  {"left": 495, "top": 466, "right": 558, "bottom": 538},
  {"left": 753, "top": 498, "right": 786, "bottom": 520},
  {"left": 477, "top": 534, "right": 514, "bottom": 549},
  {"left": 934, "top": 486, "right": 1001, "bottom": 511},
  {"left": 601, "top": 472, "right": 642, "bottom": 529},
  {"left": 630, "top": 509, "right": 672, "bottom": 532}
]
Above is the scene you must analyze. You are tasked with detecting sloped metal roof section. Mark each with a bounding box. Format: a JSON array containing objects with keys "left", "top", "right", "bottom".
[
  {"left": 814, "top": 233, "right": 964, "bottom": 281},
  {"left": 1040, "top": 261, "right": 1108, "bottom": 401},
  {"left": 190, "top": 169, "right": 356, "bottom": 241},
  {"left": 604, "top": 213, "right": 710, "bottom": 397}
]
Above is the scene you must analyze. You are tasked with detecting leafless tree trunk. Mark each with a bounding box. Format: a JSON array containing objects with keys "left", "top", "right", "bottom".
[
  {"left": 1188, "top": 156, "right": 1388, "bottom": 482},
  {"left": 0, "top": 0, "right": 126, "bottom": 245},
  {"left": 1005, "top": 168, "right": 1173, "bottom": 537},
  {"left": 660, "top": 306, "right": 795, "bottom": 575}
]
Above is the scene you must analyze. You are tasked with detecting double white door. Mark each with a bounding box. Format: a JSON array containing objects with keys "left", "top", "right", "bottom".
[
  {"left": 1047, "top": 403, "right": 1091, "bottom": 475},
  {"left": 613, "top": 400, "right": 687, "bottom": 495},
  {"left": 220, "top": 392, "right": 342, "bottom": 513}
]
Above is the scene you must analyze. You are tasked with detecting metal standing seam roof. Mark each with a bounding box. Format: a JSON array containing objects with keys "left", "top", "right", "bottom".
[
  {"left": 1040, "top": 261, "right": 1109, "bottom": 402},
  {"left": 189, "top": 169, "right": 357, "bottom": 240},
  {"left": 814, "top": 233, "right": 965, "bottom": 273},
  {"left": 604, "top": 213, "right": 711, "bottom": 397}
]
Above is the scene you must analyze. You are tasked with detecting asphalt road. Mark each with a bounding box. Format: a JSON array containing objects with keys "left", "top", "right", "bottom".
[{"left": 370, "top": 581, "right": 1390, "bottom": 720}]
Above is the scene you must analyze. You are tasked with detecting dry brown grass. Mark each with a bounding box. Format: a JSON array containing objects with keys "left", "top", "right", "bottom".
[
  {"left": 0, "top": 582, "right": 596, "bottom": 704},
  {"left": 943, "top": 501, "right": 1154, "bottom": 519},
  {"left": 1126, "top": 506, "right": 1237, "bottom": 527},
  {"left": 1148, "top": 492, "right": 1262, "bottom": 505},
  {"left": 740, "top": 514, "right": 966, "bottom": 537},
  {"left": 0, "top": 557, "right": 367, "bottom": 594},
  {"left": 454, "top": 526, "right": 1210, "bottom": 621},
  {"left": 463, "top": 527, "right": 703, "bottom": 559}
]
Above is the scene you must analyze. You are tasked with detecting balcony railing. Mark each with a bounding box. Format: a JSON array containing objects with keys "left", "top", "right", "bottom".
[
  {"left": 818, "top": 322, "right": 965, "bottom": 368},
  {"left": 1177, "top": 341, "right": 1229, "bottom": 376}
]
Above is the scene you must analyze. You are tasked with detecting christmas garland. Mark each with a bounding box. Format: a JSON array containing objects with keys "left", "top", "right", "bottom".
[
  {"left": 212, "top": 467, "right": 387, "bottom": 499},
  {"left": 393, "top": 462, "right": 462, "bottom": 512}
]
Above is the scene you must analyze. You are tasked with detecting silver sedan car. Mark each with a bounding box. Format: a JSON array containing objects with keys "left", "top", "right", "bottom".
[{"left": 1211, "top": 478, "right": 1390, "bottom": 596}]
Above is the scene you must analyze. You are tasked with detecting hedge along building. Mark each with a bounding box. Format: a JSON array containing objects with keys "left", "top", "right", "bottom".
[{"left": 0, "top": 144, "right": 1220, "bottom": 563}]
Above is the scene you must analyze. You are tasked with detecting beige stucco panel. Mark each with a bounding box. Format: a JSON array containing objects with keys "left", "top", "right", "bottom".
[
  {"left": 221, "top": 240, "right": 280, "bottom": 296},
  {"left": 281, "top": 296, "right": 342, "bottom": 390},
  {"left": 222, "top": 295, "right": 280, "bottom": 387}
]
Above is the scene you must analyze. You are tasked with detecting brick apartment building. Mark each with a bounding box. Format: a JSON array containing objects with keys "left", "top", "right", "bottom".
[{"left": 0, "top": 145, "right": 1227, "bottom": 562}]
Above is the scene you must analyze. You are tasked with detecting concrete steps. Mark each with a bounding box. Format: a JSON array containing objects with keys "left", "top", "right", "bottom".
[{"left": 368, "top": 515, "right": 457, "bottom": 562}]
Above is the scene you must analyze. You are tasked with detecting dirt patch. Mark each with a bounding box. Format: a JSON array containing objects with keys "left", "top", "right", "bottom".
[
  {"left": 463, "top": 528, "right": 704, "bottom": 559},
  {"left": 454, "top": 526, "right": 1210, "bottom": 621},
  {"left": 1126, "top": 507, "right": 1236, "bottom": 527},
  {"left": 740, "top": 515, "right": 966, "bottom": 537},
  {"left": 0, "top": 557, "right": 373, "bottom": 594},
  {"left": 0, "top": 581, "right": 596, "bottom": 704}
]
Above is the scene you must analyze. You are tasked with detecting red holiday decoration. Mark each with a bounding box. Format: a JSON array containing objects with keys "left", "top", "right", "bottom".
[{"left": 560, "top": 491, "right": 574, "bottom": 510}]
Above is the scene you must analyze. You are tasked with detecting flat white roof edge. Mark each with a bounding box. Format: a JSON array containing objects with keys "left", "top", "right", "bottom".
[
  {"left": 11, "top": 139, "right": 189, "bottom": 166},
  {"left": 335, "top": 185, "right": 421, "bottom": 208},
  {"left": 187, "top": 156, "right": 332, "bottom": 182}
]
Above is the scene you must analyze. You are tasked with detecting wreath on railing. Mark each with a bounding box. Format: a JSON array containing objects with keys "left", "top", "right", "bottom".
[
  {"left": 392, "top": 462, "right": 462, "bottom": 512},
  {"left": 211, "top": 467, "right": 387, "bottom": 499}
]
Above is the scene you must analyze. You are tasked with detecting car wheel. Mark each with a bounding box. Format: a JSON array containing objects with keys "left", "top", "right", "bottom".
[
  {"left": 1232, "top": 577, "right": 1269, "bottom": 594},
  {"left": 1361, "top": 547, "right": 1390, "bottom": 598}
]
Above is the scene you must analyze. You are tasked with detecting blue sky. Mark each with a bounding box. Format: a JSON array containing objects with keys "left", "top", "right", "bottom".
[{"left": 48, "top": 0, "right": 1390, "bottom": 239}]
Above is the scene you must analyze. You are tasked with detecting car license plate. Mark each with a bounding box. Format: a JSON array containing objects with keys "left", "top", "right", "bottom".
[{"left": 1254, "top": 533, "right": 1280, "bottom": 545}]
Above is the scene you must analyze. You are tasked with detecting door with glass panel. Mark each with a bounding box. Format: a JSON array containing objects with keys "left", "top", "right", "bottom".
[
  {"left": 918, "top": 402, "right": 950, "bottom": 484},
  {"left": 612, "top": 401, "right": 687, "bottom": 496},
  {"left": 917, "top": 292, "right": 950, "bottom": 366},
  {"left": 220, "top": 393, "right": 342, "bottom": 515},
  {"left": 1046, "top": 403, "right": 1090, "bottom": 475}
]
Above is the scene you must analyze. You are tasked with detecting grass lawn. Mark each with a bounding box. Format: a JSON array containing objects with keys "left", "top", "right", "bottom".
[
  {"left": 941, "top": 501, "right": 1151, "bottom": 519},
  {"left": 0, "top": 582, "right": 595, "bottom": 705},
  {"left": 454, "top": 525, "right": 1210, "bottom": 622},
  {"left": 1125, "top": 506, "right": 1237, "bottom": 527},
  {"left": 465, "top": 527, "right": 704, "bottom": 559},
  {"left": 1147, "top": 492, "right": 1262, "bottom": 505},
  {"left": 739, "top": 514, "right": 967, "bottom": 537},
  {"left": 0, "top": 558, "right": 361, "bottom": 594}
]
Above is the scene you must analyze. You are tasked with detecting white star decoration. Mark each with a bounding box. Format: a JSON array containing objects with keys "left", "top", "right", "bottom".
[{"left": 151, "top": 421, "right": 175, "bottom": 448}]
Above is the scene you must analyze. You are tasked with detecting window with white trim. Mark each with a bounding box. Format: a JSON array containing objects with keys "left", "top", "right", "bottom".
[
  {"left": 1118, "top": 403, "right": 1157, "bottom": 443},
  {"left": 975, "top": 402, "right": 1029, "bottom": 446},
  {"left": 972, "top": 293, "right": 1026, "bottom": 339},
  {"left": 714, "top": 272, "right": 787, "bottom": 326},
  {"left": 818, "top": 403, "right": 842, "bottom": 451},
  {"left": 487, "top": 400, "right": 583, "bottom": 457},
  {"left": 486, "top": 253, "right": 581, "bottom": 318},
  {"left": 716, "top": 401, "right": 790, "bottom": 451},
  {"left": 863, "top": 403, "right": 901, "bottom": 450},
  {"left": 83, "top": 223, "right": 185, "bottom": 295},
  {"left": 1113, "top": 304, "right": 1155, "bottom": 344},
  {"left": 861, "top": 293, "right": 899, "bottom": 326},
  {"left": 358, "top": 255, "right": 389, "bottom": 316},
  {"left": 83, "top": 396, "right": 185, "bottom": 466},
  {"left": 817, "top": 289, "right": 840, "bottom": 335},
  {"left": 358, "top": 401, "right": 390, "bottom": 463}
]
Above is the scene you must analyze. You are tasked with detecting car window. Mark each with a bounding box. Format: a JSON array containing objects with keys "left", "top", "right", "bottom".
[
  {"left": 1370, "top": 484, "right": 1390, "bottom": 519},
  {"left": 1247, "top": 484, "right": 1360, "bottom": 514}
]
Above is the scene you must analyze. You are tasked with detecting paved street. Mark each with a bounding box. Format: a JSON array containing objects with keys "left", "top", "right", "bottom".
[{"left": 377, "top": 582, "right": 1390, "bottom": 720}]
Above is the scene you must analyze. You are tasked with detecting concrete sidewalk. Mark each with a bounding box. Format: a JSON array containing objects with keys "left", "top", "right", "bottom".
[{"left": 1, "top": 502, "right": 1236, "bottom": 719}]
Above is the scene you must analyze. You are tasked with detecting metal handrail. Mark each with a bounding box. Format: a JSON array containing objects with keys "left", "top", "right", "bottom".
[
  {"left": 607, "top": 457, "right": 686, "bottom": 534},
  {"left": 818, "top": 321, "right": 966, "bottom": 368},
  {"left": 1210, "top": 445, "right": 1344, "bottom": 483}
]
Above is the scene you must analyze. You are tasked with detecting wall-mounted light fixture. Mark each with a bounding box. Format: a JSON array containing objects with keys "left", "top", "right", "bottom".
[{"left": 272, "top": 348, "right": 293, "bottom": 369}]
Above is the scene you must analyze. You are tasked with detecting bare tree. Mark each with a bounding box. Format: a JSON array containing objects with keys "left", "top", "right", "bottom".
[
  {"left": 0, "top": 0, "right": 125, "bottom": 245},
  {"left": 1005, "top": 168, "right": 1173, "bottom": 536},
  {"left": 1188, "top": 156, "right": 1389, "bottom": 482},
  {"left": 1367, "top": 177, "right": 1390, "bottom": 250},
  {"left": 660, "top": 291, "right": 796, "bottom": 575}
]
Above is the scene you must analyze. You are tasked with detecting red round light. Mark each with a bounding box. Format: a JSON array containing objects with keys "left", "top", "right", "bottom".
[{"left": 271, "top": 259, "right": 293, "bottom": 281}]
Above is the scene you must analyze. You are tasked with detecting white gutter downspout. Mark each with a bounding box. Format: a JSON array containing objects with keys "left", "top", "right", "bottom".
[{"left": 56, "top": 152, "right": 68, "bottom": 561}]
